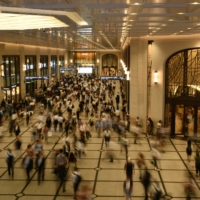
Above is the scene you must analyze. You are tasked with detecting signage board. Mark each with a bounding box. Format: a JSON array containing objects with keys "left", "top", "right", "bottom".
[
  {"left": 25, "top": 76, "right": 49, "bottom": 81},
  {"left": 100, "top": 76, "right": 125, "bottom": 80},
  {"left": 60, "top": 67, "right": 75, "bottom": 71}
]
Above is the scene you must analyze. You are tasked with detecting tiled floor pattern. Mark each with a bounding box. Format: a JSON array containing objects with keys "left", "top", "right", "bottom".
[{"left": 0, "top": 102, "right": 200, "bottom": 200}]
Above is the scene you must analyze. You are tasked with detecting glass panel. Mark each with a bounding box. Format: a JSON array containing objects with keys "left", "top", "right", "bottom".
[
  {"left": 165, "top": 104, "right": 171, "bottom": 128},
  {"left": 175, "top": 105, "right": 195, "bottom": 136},
  {"left": 185, "top": 106, "right": 194, "bottom": 136},
  {"left": 175, "top": 104, "right": 184, "bottom": 134}
]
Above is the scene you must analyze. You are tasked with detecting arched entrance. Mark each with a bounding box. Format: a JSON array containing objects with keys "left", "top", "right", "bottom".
[{"left": 165, "top": 48, "right": 200, "bottom": 136}]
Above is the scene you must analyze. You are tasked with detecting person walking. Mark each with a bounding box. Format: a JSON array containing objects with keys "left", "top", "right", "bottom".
[
  {"left": 96, "top": 119, "right": 103, "bottom": 138},
  {"left": 186, "top": 139, "right": 192, "bottom": 162},
  {"left": 14, "top": 136, "right": 22, "bottom": 159},
  {"left": 103, "top": 128, "right": 111, "bottom": 148},
  {"left": 24, "top": 144, "right": 34, "bottom": 180},
  {"left": 147, "top": 117, "right": 153, "bottom": 136},
  {"left": 5, "top": 148, "right": 14, "bottom": 178},
  {"left": 68, "top": 152, "right": 77, "bottom": 175},
  {"left": 195, "top": 150, "right": 200, "bottom": 177},
  {"left": 123, "top": 176, "right": 133, "bottom": 200},
  {"left": 14, "top": 122, "right": 20, "bottom": 137},
  {"left": 71, "top": 167, "right": 82, "bottom": 199},
  {"left": 42, "top": 125, "right": 49, "bottom": 144},
  {"left": 115, "top": 92, "right": 120, "bottom": 110},
  {"left": 56, "top": 149, "right": 67, "bottom": 192},
  {"left": 37, "top": 150, "right": 45, "bottom": 185},
  {"left": 124, "top": 157, "right": 135, "bottom": 181},
  {"left": 142, "top": 168, "right": 151, "bottom": 200}
]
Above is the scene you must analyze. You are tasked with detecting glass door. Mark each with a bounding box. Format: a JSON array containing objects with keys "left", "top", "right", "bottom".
[{"left": 175, "top": 105, "right": 195, "bottom": 136}]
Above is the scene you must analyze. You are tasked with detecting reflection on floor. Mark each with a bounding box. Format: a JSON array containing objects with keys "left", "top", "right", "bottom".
[{"left": 0, "top": 103, "right": 200, "bottom": 200}]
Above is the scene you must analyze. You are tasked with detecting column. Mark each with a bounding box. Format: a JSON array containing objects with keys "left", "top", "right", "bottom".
[
  {"left": 129, "top": 39, "right": 148, "bottom": 131},
  {"left": 19, "top": 45, "right": 26, "bottom": 98}
]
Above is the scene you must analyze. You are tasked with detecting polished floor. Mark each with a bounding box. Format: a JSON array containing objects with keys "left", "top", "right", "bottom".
[{"left": 0, "top": 100, "right": 200, "bottom": 200}]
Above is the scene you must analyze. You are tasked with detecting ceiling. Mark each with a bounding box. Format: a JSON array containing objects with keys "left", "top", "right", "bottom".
[{"left": 0, "top": 0, "right": 200, "bottom": 51}]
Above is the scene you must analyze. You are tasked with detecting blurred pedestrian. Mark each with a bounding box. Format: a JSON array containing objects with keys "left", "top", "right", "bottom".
[
  {"left": 71, "top": 167, "right": 82, "bottom": 199},
  {"left": 186, "top": 139, "right": 192, "bottom": 162},
  {"left": 124, "top": 157, "right": 135, "bottom": 181},
  {"left": 194, "top": 150, "right": 200, "bottom": 177},
  {"left": 5, "top": 148, "right": 14, "bottom": 178},
  {"left": 150, "top": 181, "right": 162, "bottom": 200},
  {"left": 142, "top": 168, "right": 151, "bottom": 200},
  {"left": 123, "top": 176, "right": 133, "bottom": 200},
  {"left": 36, "top": 150, "right": 45, "bottom": 185}
]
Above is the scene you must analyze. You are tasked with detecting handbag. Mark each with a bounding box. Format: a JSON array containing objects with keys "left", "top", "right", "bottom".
[{"left": 48, "top": 131, "right": 52, "bottom": 137}]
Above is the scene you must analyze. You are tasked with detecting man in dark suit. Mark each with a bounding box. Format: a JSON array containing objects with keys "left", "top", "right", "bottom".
[
  {"left": 37, "top": 150, "right": 45, "bottom": 185},
  {"left": 115, "top": 92, "right": 120, "bottom": 109},
  {"left": 14, "top": 122, "right": 20, "bottom": 137}
]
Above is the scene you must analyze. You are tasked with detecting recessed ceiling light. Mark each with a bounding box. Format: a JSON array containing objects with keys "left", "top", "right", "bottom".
[
  {"left": 180, "top": 30, "right": 183, "bottom": 32},
  {"left": 162, "top": 24, "right": 166, "bottom": 26},
  {"left": 192, "top": 2, "right": 199, "bottom": 4},
  {"left": 178, "top": 13, "right": 184, "bottom": 15},
  {"left": 168, "top": 19, "right": 174, "bottom": 21},
  {"left": 188, "top": 28, "right": 191, "bottom": 29},
  {"left": 157, "top": 28, "right": 161, "bottom": 30}
]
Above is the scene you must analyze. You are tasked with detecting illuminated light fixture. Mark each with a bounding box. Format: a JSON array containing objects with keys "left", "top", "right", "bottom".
[
  {"left": 0, "top": 6, "right": 87, "bottom": 26},
  {"left": 39, "top": 63, "right": 42, "bottom": 68},
  {"left": 65, "top": 60, "right": 68, "bottom": 65},
  {"left": 154, "top": 71, "right": 158, "bottom": 84},
  {"left": 70, "top": 59, "right": 73, "bottom": 63},
  {"left": 97, "top": 59, "right": 99, "bottom": 63},
  {"left": 23, "top": 64, "right": 26, "bottom": 71},
  {"left": 1, "top": 64, "right": 4, "bottom": 76},
  {"left": 0, "top": 13, "right": 68, "bottom": 30},
  {"left": 50, "top": 62, "right": 52, "bottom": 66},
  {"left": 58, "top": 61, "right": 61, "bottom": 65}
]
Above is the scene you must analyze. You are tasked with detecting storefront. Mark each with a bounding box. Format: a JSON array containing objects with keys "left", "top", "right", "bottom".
[
  {"left": 165, "top": 48, "right": 200, "bottom": 136},
  {"left": 51, "top": 55, "right": 57, "bottom": 77},
  {"left": 40, "top": 55, "right": 48, "bottom": 87},
  {"left": 25, "top": 55, "right": 37, "bottom": 95},
  {"left": 2, "top": 55, "right": 20, "bottom": 102}
]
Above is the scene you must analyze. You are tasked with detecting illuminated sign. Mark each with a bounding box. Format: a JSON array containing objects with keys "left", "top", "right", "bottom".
[
  {"left": 60, "top": 67, "right": 75, "bottom": 71},
  {"left": 101, "top": 76, "right": 125, "bottom": 80},
  {"left": 25, "top": 76, "right": 49, "bottom": 81}
]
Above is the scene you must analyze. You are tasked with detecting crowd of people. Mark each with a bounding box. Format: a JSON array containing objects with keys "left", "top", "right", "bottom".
[{"left": 0, "top": 73, "right": 198, "bottom": 200}]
